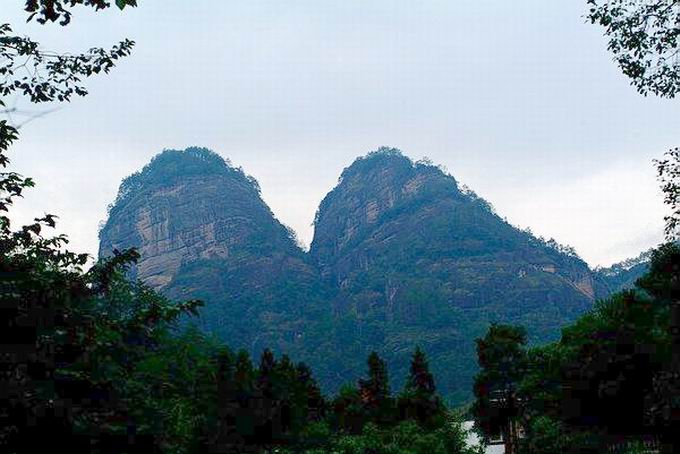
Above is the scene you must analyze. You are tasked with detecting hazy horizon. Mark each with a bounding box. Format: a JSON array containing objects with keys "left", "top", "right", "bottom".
[{"left": 4, "top": 0, "right": 679, "bottom": 267}]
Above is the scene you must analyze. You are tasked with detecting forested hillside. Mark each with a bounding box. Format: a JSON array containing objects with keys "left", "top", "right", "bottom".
[
  {"left": 99, "top": 148, "right": 334, "bottom": 365},
  {"left": 99, "top": 146, "right": 645, "bottom": 404}
]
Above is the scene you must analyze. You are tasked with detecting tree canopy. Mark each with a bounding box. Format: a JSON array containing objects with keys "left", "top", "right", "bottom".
[
  {"left": 587, "top": 0, "right": 680, "bottom": 98},
  {"left": 25, "top": 0, "right": 139, "bottom": 25}
]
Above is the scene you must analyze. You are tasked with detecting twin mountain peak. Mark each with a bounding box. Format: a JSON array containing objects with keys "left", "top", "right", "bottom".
[{"left": 98, "top": 146, "right": 644, "bottom": 404}]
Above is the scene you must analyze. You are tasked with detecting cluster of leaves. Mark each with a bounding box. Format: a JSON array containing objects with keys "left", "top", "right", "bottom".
[
  {"left": 471, "top": 243, "right": 680, "bottom": 453},
  {"left": 471, "top": 324, "right": 527, "bottom": 444},
  {"left": 282, "top": 417, "right": 478, "bottom": 454},
  {"left": 587, "top": 0, "right": 680, "bottom": 98},
  {"left": 278, "top": 349, "right": 478, "bottom": 454},
  {"left": 655, "top": 147, "right": 680, "bottom": 240},
  {"left": 0, "top": 24, "right": 134, "bottom": 104},
  {"left": 24, "top": 0, "right": 138, "bottom": 25}
]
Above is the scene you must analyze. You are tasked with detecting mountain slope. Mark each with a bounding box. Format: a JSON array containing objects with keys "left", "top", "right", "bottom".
[
  {"left": 593, "top": 249, "right": 651, "bottom": 295},
  {"left": 100, "top": 146, "right": 637, "bottom": 404},
  {"left": 99, "top": 147, "right": 331, "bottom": 357},
  {"left": 310, "top": 148, "right": 597, "bottom": 402}
]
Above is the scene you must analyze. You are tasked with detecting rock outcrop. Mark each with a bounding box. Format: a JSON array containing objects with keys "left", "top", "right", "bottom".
[{"left": 99, "top": 147, "right": 330, "bottom": 357}]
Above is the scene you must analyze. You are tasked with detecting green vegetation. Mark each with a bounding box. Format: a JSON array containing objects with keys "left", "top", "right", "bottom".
[
  {"left": 110, "top": 147, "right": 260, "bottom": 213},
  {"left": 307, "top": 148, "right": 618, "bottom": 404},
  {"left": 3, "top": 1, "right": 678, "bottom": 452},
  {"left": 471, "top": 243, "right": 680, "bottom": 452},
  {"left": 587, "top": 0, "right": 680, "bottom": 98}
]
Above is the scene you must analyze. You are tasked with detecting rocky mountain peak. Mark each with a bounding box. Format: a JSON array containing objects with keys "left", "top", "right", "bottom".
[
  {"left": 311, "top": 148, "right": 461, "bottom": 266},
  {"left": 99, "top": 147, "right": 296, "bottom": 289}
]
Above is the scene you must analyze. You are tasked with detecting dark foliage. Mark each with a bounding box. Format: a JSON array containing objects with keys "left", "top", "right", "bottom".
[
  {"left": 0, "top": 24, "right": 134, "bottom": 104},
  {"left": 655, "top": 148, "right": 680, "bottom": 240},
  {"left": 25, "top": 0, "right": 138, "bottom": 25},
  {"left": 492, "top": 243, "right": 680, "bottom": 453},
  {"left": 587, "top": 0, "right": 680, "bottom": 98},
  {"left": 472, "top": 324, "right": 528, "bottom": 445},
  {"left": 398, "top": 347, "right": 445, "bottom": 427}
]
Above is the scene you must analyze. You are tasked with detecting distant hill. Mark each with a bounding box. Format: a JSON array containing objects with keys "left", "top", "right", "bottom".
[
  {"left": 99, "top": 146, "right": 649, "bottom": 404},
  {"left": 593, "top": 250, "right": 652, "bottom": 295}
]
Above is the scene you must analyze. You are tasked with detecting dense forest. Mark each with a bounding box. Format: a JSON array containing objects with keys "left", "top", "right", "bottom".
[
  {"left": 2, "top": 0, "right": 680, "bottom": 453},
  {"left": 472, "top": 243, "right": 680, "bottom": 453}
]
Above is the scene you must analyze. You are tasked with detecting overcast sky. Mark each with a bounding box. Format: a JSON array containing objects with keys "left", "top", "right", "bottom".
[{"left": 4, "top": 0, "right": 679, "bottom": 267}]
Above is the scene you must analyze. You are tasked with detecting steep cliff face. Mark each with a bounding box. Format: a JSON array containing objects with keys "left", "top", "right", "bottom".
[
  {"left": 310, "top": 148, "right": 598, "bottom": 402},
  {"left": 99, "top": 147, "right": 330, "bottom": 356}
]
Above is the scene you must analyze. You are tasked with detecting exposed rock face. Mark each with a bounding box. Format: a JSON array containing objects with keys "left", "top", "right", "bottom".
[
  {"left": 99, "top": 148, "right": 330, "bottom": 356},
  {"left": 99, "top": 146, "right": 648, "bottom": 404}
]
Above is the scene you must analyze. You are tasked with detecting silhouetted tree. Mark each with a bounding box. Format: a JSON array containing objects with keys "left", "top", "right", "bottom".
[
  {"left": 358, "top": 351, "right": 394, "bottom": 426},
  {"left": 234, "top": 350, "right": 255, "bottom": 396},
  {"left": 472, "top": 324, "right": 528, "bottom": 453},
  {"left": 295, "top": 362, "right": 326, "bottom": 423},
  {"left": 587, "top": 0, "right": 680, "bottom": 98},
  {"left": 24, "top": 0, "right": 139, "bottom": 25},
  {"left": 655, "top": 148, "right": 680, "bottom": 240},
  {"left": 331, "top": 384, "right": 364, "bottom": 434},
  {"left": 515, "top": 244, "right": 680, "bottom": 453},
  {"left": 398, "top": 347, "right": 444, "bottom": 427}
]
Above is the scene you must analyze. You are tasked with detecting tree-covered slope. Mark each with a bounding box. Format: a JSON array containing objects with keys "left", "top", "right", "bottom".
[
  {"left": 310, "top": 148, "right": 599, "bottom": 403},
  {"left": 593, "top": 249, "right": 651, "bottom": 296},
  {"left": 99, "top": 147, "right": 332, "bottom": 360}
]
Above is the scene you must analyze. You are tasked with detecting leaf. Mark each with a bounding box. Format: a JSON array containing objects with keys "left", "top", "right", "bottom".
[{"left": 116, "top": 0, "right": 138, "bottom": 10}]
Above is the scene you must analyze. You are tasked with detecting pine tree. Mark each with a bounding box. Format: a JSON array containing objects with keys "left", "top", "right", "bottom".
[
  {"left": 216, "top": 348, "right": 236, "bottom": 410},
  {"left": 234, "top": 350, "right": 254, "bottom": 397},
  {"left": 255, "top": 348, "right": 283, "bottom": 445},
  {"left": 406, "top": 346, "right": 436, "bottom": 394},
  {"left": 206, "top": 348, "right": 245, "bottom": 453},
  {"left": 472, "top": 324, "right": 528, "bottom": 453},
  {"left": 398, "top": 347, "right": 444, "bottom": 426},
  {"left": 257, "top": 348, "right": 277, "bottom": 398},
  {"left": 331, "top": 384, "right": 364, "bottom": 434},
  {"left": 273, "top": 354, "right": 297, "bottom": 436},
  {"left": 296, "top": 362, "right": 326, "bottom": 422},
  {"left": 358, "top": 352, "right": 393, "bottom": 425}
]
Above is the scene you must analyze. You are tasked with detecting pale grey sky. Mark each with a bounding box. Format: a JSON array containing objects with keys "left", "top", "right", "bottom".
[{"left": 4, "top": 0, "right": 679, "bottom": 267}]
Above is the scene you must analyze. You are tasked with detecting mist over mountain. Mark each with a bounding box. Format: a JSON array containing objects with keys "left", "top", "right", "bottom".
[{"left": 99, "top": 146, "right": 648, "bottom": 404}]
